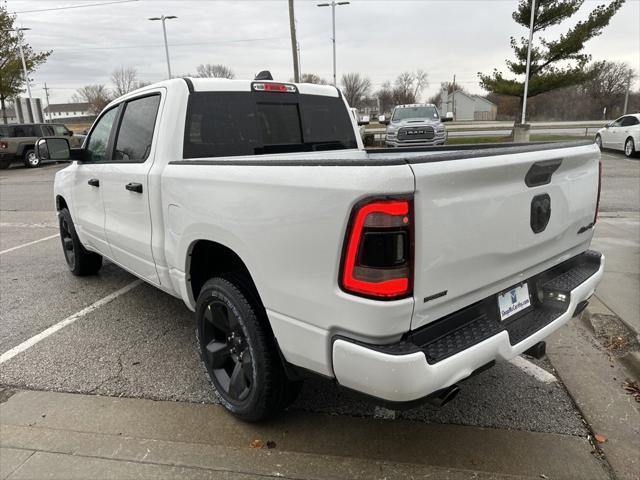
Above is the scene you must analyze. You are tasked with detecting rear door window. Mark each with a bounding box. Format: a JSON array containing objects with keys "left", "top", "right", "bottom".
[
  {"left": 13, "top": 125, "right": 37, "bottom": 137},
  {"left": 183, "top": 90, "right": 357, "bottom": 159},
  {"left": 113, "top": 94, "right": 161, "bottom": 162},
  {"left": 621, "top": 116, "right": 639, "bottom": 127}
]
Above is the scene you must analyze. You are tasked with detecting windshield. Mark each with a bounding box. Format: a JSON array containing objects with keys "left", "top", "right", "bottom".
[
  {"left": 183, "top": 91, "right": 358, "bottom": 158},
  {"left": 392, "top": 106, "right": 439, "bottom": 122}
]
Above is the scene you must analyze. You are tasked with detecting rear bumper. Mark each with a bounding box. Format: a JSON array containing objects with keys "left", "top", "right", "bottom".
[{"left": 332, "top": 250, "right": 604, "bottom": 403}]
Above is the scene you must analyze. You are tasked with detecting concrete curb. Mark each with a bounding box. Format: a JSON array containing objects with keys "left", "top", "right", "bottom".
[{"left": 583, "top": 297, "right": 640, "bottom": 380}]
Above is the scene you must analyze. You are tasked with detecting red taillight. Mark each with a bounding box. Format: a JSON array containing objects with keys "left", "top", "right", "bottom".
[
  {"left": 594, "top": 160, "right": 602, "bottom": 225},
  {"left": 0, "top": 141, "right": 7, "bottom": 149},
  {"left": 340, "top": 198, "right": 413, "bottom": 299},
  {"left": 252, "top": 82, "right": 297, "bottom": 93}
]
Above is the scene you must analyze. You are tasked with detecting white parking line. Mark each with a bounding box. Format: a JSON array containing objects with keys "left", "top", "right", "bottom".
[
  {"left": 0, "top": 280, "right": 142, "bottom": 365},
  {"left": 0, "top": 234, "right": 60, "bottom": 255},
  {"left": 509, "top": 356, "right": 557, "bottom": 384}
]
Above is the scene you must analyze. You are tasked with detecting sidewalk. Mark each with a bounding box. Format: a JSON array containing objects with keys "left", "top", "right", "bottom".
[
  {"left": 0, "top": 389, "right": 609, "bottom": 480},
  {"left": 590, "top": 212, "right": 640, "bottom": 336}
]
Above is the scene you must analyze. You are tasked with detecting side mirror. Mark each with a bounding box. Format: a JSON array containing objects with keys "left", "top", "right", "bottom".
[
  {"left": 441, "top": 116, "right": 453, "bottom": 122},
  {"left": 357, "top": 119, "right": 370, "bottom": 126},
  {"left": 37, "top": 137, "right": 72, "bottom": 162},
  {"left": 66, "top": 130, "right": 74, "bottom": 136},
  {"left": 378, "top": 115, "right": 390, "bottom": 125}
]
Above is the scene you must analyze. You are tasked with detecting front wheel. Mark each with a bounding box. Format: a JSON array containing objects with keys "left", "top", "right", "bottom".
[
  {"left": 624, "top": 137, "right": 636, "bottom": 158},
  {"left": 196, "top": 276, "right": 295, "bottom": 421},
  {"left": 58, "top": 208, "right": 103, "bottom": 275},
  {"left": 23, "top": 149, "right": 40, "bottom": 168},
  {"left": 595, "top": 135, "right": 602, "bottom": 151}
]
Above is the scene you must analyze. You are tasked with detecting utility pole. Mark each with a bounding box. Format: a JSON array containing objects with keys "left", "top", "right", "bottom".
[
  {"left": 452, "top": 74, "right": 456, "bottom": 121},
  {"left": 317, "top": 1, "right": 350, "bottom": 86},
  {"left": 297, "top": 42, "right": 302, "bottom": 78},
  {"left": 288, "top": 0, "right": 300, "bottom": 82},
  {"left": 521, "top": 0, "right": 536, "bottom": 125},
  {"left": 43, "top": 83, "right": 51, "bottom": 122},
  {"left": 623, "top": 68, "right": 632, "bottom": 114},
  {"left": 148, "top": 15, "right": 177, "bottom": 79}
]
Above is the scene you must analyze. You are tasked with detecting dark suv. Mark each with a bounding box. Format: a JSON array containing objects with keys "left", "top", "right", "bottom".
[{"left": 0, "top": 123, "right": 83, "bottom": 169}]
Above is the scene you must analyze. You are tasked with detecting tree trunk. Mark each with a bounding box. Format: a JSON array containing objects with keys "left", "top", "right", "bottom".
[{"left": 1, "top": 96, "right": 7, "bottom": 125}]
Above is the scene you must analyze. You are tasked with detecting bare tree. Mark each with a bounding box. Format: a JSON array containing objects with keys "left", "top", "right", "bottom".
[
  {"left": 195, "top": 64, "right": 235, "bottom": 79},
  {"left": 582, "top": 61, "right": 633, "bottom": 99},
  {"left": 413, "top": 69, "right": 428, "bottom": 98},
  {"left": 111, "top": 67, "right": 139, "bottom": 97},
  {"left": 393, "top": 72, "right": 417, "bottom": 105},
  {"left": 71, "top": 85, "right": 111, "bottom": 114},
  {"left": 376, "top": 81, "right": 394, "bottom": 114},
  {"left": 341, "top": 73, "right": 372, "bottom": 108},
  {"left": 298, "top": 73, "right": 329, "bottom": 84}
]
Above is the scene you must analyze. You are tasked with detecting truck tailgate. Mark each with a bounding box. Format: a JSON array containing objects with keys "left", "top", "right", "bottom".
[{"left": 406, "top": 141, "right": 600, "bottom": 330}]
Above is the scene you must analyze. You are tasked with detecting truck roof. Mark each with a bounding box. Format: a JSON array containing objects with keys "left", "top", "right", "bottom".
[
  {"left": 107, "top": 78, "right": 341, "bottom": 110},
  {"left": 394, "top": 103, "right": 437, "bottom": 109}
]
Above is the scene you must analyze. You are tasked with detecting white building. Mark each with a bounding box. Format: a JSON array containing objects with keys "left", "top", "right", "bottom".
[
  {"left": 440, "top": 91, "right": 497, "bottom": 121},
  {"left": 44, "top": 103, "right": 92, "bottom": 120}
]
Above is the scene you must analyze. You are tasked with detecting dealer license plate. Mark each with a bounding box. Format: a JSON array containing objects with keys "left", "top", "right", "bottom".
[{"left": 498, "top": 283, "right": 531, "bottom": 321}]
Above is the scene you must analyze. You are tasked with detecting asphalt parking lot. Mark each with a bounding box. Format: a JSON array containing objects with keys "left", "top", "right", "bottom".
[{"left": 0, "top": 149, "right": 637, "bottom": 475}]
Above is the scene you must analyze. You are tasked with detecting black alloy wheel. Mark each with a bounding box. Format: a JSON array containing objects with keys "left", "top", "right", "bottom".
[
  {"left": 196, "top": 276, "right": 301, "bottom": 421},
  {"left": 59, "top": 213, "right": 76, "bottom": 270},
  {"left": 201, "top": 298, "right": 254, "bottom": 401},
  {"left": 57, "top": 207, "right": 102, "bottom": 276}
]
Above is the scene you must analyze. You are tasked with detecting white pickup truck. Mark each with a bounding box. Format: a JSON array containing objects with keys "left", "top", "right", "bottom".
[{"left": 38, "top": 76, "right": 604, "bottom": 421}]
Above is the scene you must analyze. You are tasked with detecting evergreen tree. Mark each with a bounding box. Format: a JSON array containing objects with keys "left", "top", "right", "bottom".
[
  {"left": 479, "top": 0, "right": 624, "bottom": 123},
  {"left": 0, "top": 6, "right": 51, "bottom": 124}
]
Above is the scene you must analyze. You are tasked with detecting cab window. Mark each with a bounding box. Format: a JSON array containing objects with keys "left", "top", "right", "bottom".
[
  {"left": 53, "top": 125, "right": 70, "bottom": 136},
  {"left": 113, "top": 95, "right": 161, "bottom": 162},
  {"left": 41, "top": 125, "right": 55, "bottom": 136}
]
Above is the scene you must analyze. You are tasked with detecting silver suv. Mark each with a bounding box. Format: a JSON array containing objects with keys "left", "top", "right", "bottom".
[{"left": 383, "top": 104, "right": 451, "bottom": 148}]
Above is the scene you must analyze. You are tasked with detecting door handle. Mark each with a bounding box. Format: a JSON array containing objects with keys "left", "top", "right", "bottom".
[
  {"left": 125, "top": 182, "right": 143, "bottom": 193},
  {"left": 88, "top": 178, "right": 99, "bottom": 187}
]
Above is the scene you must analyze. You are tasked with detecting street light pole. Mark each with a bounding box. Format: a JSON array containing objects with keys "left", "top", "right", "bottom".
[
  {"left": 623, "top": 68, "right": 632, "bottom": 114},
  {"left": 521, "top": 0, "right": 536, "bottom": 125},
  {"left": 10, "top": 27, "right": 33, "bottom": 101},
  {"left": 317, "top": 1, "right": 350, "bottom": 86},
  {"left": 148, "top": 15, "right": 177, "bottom": 79}
]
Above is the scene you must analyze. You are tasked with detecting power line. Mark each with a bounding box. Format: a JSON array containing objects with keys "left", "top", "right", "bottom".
[
  {"left": 13, "top": 0, "right": 139, "bottom": 14},
  {"left": 50, "top": 36, "right": 289, "bottom": 51}
]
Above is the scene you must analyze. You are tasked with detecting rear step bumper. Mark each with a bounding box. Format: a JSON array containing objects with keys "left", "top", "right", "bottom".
[{"left": 332, "top": 250, "right": 604, "bottom": 403}]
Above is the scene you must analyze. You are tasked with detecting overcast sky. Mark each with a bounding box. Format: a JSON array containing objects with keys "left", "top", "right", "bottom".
[{"left": 6, "top": 0, "right": 640, "bottom": 104}]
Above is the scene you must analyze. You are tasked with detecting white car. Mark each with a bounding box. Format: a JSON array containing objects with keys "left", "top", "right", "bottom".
[
  {"left": 595, "top": 113, "right": 640, "bottom": 157},
  {"left": 39, "top": 76, "right": 604, "bottom": 421}
]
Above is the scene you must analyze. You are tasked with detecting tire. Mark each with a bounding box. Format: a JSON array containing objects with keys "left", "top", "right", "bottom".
[
  {"left": 196, "top": 276, "right": 293, "bottom": 421},
  {"left": 23, "top": 149, "right": 40, "bottom": 168},
  {"left": 58, "top": 208, "right": 103, "bottom": 275},
  {"left": 624, "top": 137, "right": 636, "bottom": 158},
  {"left": 0, "top": 159, "right": 10, "bottom": 170},
  {"left": 595, "top": 134, "right": 602, "bottom": 151}
]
